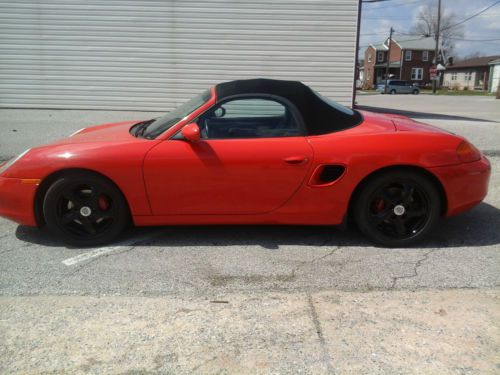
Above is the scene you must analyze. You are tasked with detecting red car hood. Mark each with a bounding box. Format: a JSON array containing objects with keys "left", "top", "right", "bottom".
[{"left": 54, "top": 120, "right": 142, "bottom": 144}]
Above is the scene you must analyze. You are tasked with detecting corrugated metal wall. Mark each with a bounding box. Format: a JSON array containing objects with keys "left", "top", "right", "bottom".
[{"left": 0, "top": 0, "right": 360, "bottom": 111}]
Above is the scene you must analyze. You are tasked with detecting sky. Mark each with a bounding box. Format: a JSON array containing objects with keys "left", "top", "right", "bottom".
[{"left": 359, "top": 0, "right": 500, "bottom": 59}]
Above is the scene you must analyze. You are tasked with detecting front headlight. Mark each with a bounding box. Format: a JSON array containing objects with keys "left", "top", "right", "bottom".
[{"left": 0, "top": 149, "right": 31, "bottom": 175}]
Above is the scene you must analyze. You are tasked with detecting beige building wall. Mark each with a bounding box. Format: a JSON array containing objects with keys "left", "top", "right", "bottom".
[
  {"left": 490, "top": 65, "right": 500, "bottom": 93},
  {"left": 443, "top": 71, "right": 477, "bottom": 90}
]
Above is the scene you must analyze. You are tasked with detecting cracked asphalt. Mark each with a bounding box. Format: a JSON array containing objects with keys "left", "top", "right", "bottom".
[{"left": 1, "top": 96, "right": 500, "bottom": 373}]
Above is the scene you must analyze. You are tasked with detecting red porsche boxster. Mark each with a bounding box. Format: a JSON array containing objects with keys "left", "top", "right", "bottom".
[{"left": 0, "top": 79, "right": 490, "bottom": 247}]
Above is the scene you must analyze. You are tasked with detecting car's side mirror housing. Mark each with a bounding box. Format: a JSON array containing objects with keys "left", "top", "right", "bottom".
[{"left": 181, "top": 123, "right": 200, "bottom": 142}]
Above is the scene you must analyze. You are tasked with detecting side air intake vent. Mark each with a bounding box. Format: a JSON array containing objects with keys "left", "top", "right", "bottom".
[{"left": 319, "top": 165, "right": 345, "bottom": 183}]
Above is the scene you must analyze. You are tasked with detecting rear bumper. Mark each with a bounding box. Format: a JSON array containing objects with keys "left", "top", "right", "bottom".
[
  {"left": 430, "top": 156, "right": 491, "bottom": 217},
  {"left": 0, "top": 176, "right": 38, "bottom": 226}
]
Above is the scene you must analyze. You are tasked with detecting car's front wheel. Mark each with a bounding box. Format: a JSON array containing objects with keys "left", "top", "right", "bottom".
[
  {"left": 353, "top": 170, "right": 441, "bottom": 247},
  {"left": 412, "top": 89, "right": 419, "bottom": 95},
  {"left": 43, "top": 172, "right": 130, "bottom": 246},
  {"left": 390, "top": 89, "right": 396, "bottom": 95}
]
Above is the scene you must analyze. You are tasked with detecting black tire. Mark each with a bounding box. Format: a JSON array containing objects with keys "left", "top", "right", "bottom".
[
  {"left": 390, "top": 89, "right": 396, "bottom": 95},
  {"left": 412, "top": 89, "right": 419, "bottom": 95},
  {"left": 353, "top": 170, "right": 441, "bottom": 247},
  {"left": 43, "top": 172, "right": 130, "bottom": 246}
]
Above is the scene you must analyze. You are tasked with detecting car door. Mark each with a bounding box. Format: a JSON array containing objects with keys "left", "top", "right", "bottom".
[
  {"left": 143, "top": 96, "right": 313, "bottom": 215},
  {"left": 392, "top": 81, "right": 402, "bottom": 93},
  {"left": 400, "top": 81, "right": 409, "bottom": 94}
]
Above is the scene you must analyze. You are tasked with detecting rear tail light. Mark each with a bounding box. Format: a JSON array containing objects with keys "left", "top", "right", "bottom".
[{"left": 456, "top": 141, "right": 481, "bottom": 163}]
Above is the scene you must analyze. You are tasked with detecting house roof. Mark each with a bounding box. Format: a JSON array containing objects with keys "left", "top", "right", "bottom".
[
  {"left": 369, "top": 42, "right": 388, "bottom": 51},
  {"left": 489, "top": 58, "right": 500, "bottom": 65},
  {"left": 447, "top": 55, "right": 500, "bottom": 69},
  {"left": 368, "top": 36, "right": 434, "bottom": 52},
  {"left": 395, "top": 36, "right": 435, "bottom": 50}
]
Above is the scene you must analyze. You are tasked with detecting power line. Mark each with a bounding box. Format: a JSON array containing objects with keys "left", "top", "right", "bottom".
[
  {"left": 447, "top": 37, "right": 500, "bottom": 42},
  {"left": 394, "top": 30, "right": 426, "bottom": 36},
  {"left": 363, "top": 0, "right": 421, "bottom": 11},
  {"left": 360, "top": 32, "right": 391, "bottom": 36},
  {"left": 363, "top": 16, "right": 415, "bottom": 19},
  {"left": 442, "top": 0, "right": 500, "bottom": 31}
]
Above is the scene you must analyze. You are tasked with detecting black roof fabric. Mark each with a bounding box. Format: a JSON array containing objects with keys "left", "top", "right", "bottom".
[{"left": 215, "top": 78, "right": 362, "bottom": 135}]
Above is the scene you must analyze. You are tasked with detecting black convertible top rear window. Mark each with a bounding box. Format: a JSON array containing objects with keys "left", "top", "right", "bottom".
[{"left": 215, "top": 79, "right": 362, "bottom": 135}]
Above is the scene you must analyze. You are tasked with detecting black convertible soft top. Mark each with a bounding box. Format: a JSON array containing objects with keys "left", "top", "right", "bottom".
[{"left": 215, "top": 78, "right": 362, "bottom": 135}]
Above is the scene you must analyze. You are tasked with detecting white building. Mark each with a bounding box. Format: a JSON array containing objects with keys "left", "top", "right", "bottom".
[
  {"left": 0, "top": 0, "right": 361, "bottom": 111},
  {"left": 442, "top": 55, "right": 500, "bottom": 91},
  {"left": 489, "top": 58, "right": 500, "bottom": 94}
]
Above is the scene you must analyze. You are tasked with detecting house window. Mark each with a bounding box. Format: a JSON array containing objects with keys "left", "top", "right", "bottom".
[
  {"left": 451, "top": 72, "right": 457, "bottom": 80},
  {"left": 405, "top": 50, "right": 412, "bottom": 61},
  {"left": 377, "top": 51, "right": 384, "bottom": 62},
  {"left": 368, "top": 54, "right": 372, "bottom": 63},
  {"left": 465, "top": 72, "right": 472, "bottom": 81},
  {"left": 411, "top": 67, "right": 423, "bottom": 80},
  {"left": 422, "top": 51, "right": 429, "bottom": 62}
]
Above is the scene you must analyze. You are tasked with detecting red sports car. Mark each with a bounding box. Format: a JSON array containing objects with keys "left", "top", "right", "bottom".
[{"left": 0, "top": 79, "right": 491, "bottom": 247}]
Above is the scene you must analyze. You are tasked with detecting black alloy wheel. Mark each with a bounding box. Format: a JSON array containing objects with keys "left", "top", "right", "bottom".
[
  {"left": 43, "top": 172, "right": 129, "bottom": 246},
  {"left": 390, "top": 89, "right": 397, "bottom": 95},
  {"left": 353, "top": 170, "right": 441, "bottom": 247},
  {"left": 412, "top": 89, "right": 419, "bottom": 95}
]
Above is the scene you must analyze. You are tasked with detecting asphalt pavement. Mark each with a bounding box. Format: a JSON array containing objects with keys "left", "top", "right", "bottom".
[{"left": 0, "top": 95, "right": 499, "bottom": 374}]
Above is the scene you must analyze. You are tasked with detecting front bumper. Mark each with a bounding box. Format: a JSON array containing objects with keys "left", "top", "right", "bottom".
[
  {"left": 430, "top": 156, "right": 491, "bottom": 216},
  {"left": 0, "top": 176, "right": 38, "bottom": 226}
]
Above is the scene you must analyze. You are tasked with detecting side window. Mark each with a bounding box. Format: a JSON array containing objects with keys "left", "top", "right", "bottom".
[
  {"left": 198, "top": 97, "right": 302, "bottom": 139},
  {"left": 219, "top": 98, "right": 285, "bottom": 118},
  {"left": 377, "top": 51, "right": 384, "bottom": 62}
]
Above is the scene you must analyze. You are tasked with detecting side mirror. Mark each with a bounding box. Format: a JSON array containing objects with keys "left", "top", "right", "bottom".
[
  {"left": 214, "top": 106, "right": 226, "bottom": 118},
  {"left": 181, "top": 122, "right": 201, "bottom": 142}
]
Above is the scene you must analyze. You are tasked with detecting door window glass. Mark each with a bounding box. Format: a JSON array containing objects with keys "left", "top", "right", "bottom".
[{"left": 198, "top": 98, "right": 301, "bottom": 139}]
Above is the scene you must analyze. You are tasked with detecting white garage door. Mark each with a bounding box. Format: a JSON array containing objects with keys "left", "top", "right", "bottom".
[{"left": 0, "top": 0, "right": 360, "bottom": 111}]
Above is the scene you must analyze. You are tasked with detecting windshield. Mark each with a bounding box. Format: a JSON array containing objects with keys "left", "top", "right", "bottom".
[{"left": 143, "top": 89, "right": 211, "bottom": 139}]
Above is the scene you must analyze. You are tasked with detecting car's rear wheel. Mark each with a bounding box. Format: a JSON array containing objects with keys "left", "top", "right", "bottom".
[
  {"left": 353, "top": 170, "right": 441, "bottom": 247},
  {"left": 43, "top": 172, "right": 129, "bottom": 246},
  {"left": 412, "top": 89, "right": 419, "bottom": 95},
  {"left": 390, "top": 89, "right": 396, "bottom": 95}
]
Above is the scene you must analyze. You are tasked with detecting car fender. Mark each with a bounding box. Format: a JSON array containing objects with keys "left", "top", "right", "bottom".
[{"left": 3, "top": 141, "right": 157, "bottom": 216}]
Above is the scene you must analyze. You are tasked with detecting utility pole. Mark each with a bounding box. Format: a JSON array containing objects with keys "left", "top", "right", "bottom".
[
  {"left": 384, "top": 27, "right": 394, "bottom": 94},
  {"left": 432, "top": 0, "right": 442, "bottom": 94}
]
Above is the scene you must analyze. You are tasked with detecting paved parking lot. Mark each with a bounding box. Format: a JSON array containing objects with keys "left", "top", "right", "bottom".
[
  {"left": 1, "top": 95, "right": 499, "bottom": 373},
  {"left": 1, "top": 177, "right": 499, "bottom": 297}
]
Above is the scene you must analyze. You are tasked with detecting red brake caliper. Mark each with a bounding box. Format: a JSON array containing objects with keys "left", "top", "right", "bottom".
[{"left": 98, "top": 196, "right": 110, "bottom": 211}]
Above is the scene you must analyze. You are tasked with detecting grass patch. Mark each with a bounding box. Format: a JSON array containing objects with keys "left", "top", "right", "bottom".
[{"left": 420, "top": 89, "right": 494, "bottom": 96}]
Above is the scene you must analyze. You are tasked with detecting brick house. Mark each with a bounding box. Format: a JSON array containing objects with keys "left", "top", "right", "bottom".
[
  {"left": 363, "top": 36, "right": 436, "bottom": 89},
  {"left": 442, "top": 55, "right": 500, "bottom": 91}
]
